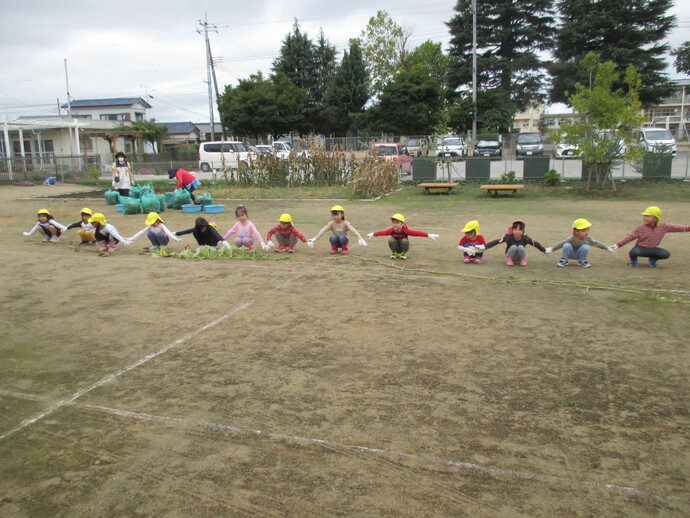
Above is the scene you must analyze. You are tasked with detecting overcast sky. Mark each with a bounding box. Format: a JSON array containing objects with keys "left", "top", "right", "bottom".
[{"left": 1, "top": 0, "right": 688, "bottom": 124}]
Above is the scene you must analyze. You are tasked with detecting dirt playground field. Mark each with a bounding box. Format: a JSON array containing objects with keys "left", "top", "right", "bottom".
[{"left": 0, "top": 184, "right": 688, "bottom": 517}]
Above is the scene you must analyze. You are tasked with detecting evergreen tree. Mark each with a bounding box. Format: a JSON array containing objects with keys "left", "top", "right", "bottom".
[
  {"left": 673, "top": 42, "right": 690, "bottom": 75},
  {"left": 356, "top": 67, "right": 443, "bottom": 135},
  {"left": 323, "top": 39, "right": 370, "bottom": 135},
  {"left": 447, "top": 0, "right": 555, "bottom": 115},
  {"left": 551, "top": 0, "right": 675, "bottom": 106},
  {"left": 272, "top": 21, "right": 338, "bottom": 134}
]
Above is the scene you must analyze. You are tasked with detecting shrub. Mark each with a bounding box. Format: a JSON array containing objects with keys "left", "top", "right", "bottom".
[
  {"left": 545, "top": 169, "right": 561, "bottom": 186},
  {"left": 500, "top": 170, "right": 517, "bottom": 183}
]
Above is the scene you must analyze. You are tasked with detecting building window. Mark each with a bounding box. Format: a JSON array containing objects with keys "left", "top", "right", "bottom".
[
  {"left": 41, "top": 140, "right": 54, "bottom": 152},
  {"left": 136, "top": 113, "right": 144, "bottom": 121},
  {"left": 100, "top": 114, "right": 119, "bottom": 121}
]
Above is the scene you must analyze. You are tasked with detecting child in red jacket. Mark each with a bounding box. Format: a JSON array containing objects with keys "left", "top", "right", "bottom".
[
  {"left": 266, "top": 213, "right": 308, "bottom": 253},
  {"left": 458, "top": 220, "right": 487, "bottom": 263},
  {"left": 367, "top": 213, "right": 438, "bottom": 260}
]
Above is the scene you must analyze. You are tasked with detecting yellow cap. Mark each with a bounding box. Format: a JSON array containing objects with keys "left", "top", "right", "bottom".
[
  {"left": 331, "top": 205, "right": 344, "bottom": 212},
  {"left": 145, "top": 212, "right": 163, "bottom": 225},
  {"left": 641, "top": 206, "right": 661, "bottom": 225},
  {"left": 37, "top": 208, "right": 50, "bottom": 215},
  {"left": 573, "top": 218, "right": 592, "bottom": 230},
  {"left": 462, "top": 220, "right": 480, "bottom": 234},
  {"left": 391, "top": 213, "right": 405, "bottom": 222},
  {"left": 80, "top": 207, "right": 93, "bottom": 215},
  {"left": 88, "top": 213, "right": 107, "bottom": 226},
  {"left": 279, "top": 213, "right": 293, "bottom": 224}
]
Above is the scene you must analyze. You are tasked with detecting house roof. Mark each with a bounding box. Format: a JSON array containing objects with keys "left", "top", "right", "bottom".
[
  {"left": 160, "top": 122, "right": 200, "bottom": 135},
  {"left": 63, "top": 97, "right": 153, "bottom": 109}
]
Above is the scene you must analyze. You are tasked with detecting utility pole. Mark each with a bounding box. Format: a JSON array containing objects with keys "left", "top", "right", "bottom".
[
  {"left": 471, "top": 0, "right": 477, "bottom": 154},
  {"left": 64, "top": 59, "right": 74, "bottom": 160},
  {"left": 198, "top": 14, "right": 218, "bottom": 141}
]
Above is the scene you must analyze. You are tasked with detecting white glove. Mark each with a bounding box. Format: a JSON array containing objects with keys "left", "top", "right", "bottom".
[
  {"left": 358, "top": 238, "right": 367, "bottom": 247},
  {"left": 306, "top": 240, "right": 314, "bottom": 248},
  {"left": 261, "top": 242, "right": 270, "bottom": 251},
  {"left": 23, "top": 231, "right": 31, "bottom": 236},
  {"left": 466, "top": 246, "right": 476, "bottom": 256},
  {"left": 608, "top": 245, "right": 618, "bottom": 252},
  {"left": 474, "top": 244, "right": 485, "bottom": 251},
  {"left": 173, "top": 236, "right": 182, "bottom": 242},
  {"left": 122, "top": 239, "right": 132, "bottom": 246},
  {"left": 221, "top": 240, "right": 232, "bottom": 250},
  {"left": 266, "top": 241, "right": 275, "bottom": 249},
  {"left": 544, "top": 247, "right": 553, "bottom": 254},
  {"left": 428, "top": 233, "right": 439, "bottom": 240},
  {"left": 367, "top": 232, "right": 374, "bottom": 239}
]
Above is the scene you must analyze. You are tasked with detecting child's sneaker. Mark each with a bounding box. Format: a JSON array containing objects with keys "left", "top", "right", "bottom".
[
  {"left": 519, "top": 257, "right": 527, "bottom": 266},
  {"left": 463, "top": 256, "right": 471, "bottom": 263},
  {"left": 556, "top": 258, "right": 568, "bottom": 267},
  {"left": 287, "top": 246, "right": 295, "bottom": 253},
  {"left": 506, "top": 256, "right": 514, "bottom": 266},
  {"left": 390, "top": 252, "right": 398, "bottom": 259},
  {"left": 42, "top": 236, "right": 51, "bottom": 242},
  {"left": 341, "top": 245, "right": 348, "bottom": 255},
  {"left": 474, "top": 257, "right": 483, "bottom": 264},
  {"left": 275, "top": 245, "right": 287, "bottom": 253},
  {"left": 398, "top": 253, "right": 407, "bottom": 260},
  {"left": 330, "top": 245, "right": 338, "bottom": 255},
  {"left": 649, "top": 258, "right": 657, "bottom": 267},
  {"left": 628, "top": 258, "right": 638, "bottom": 267},
  {"left": 149, "top": 246, "right": 159, "bottom": 251},
  {"left": 578, "top": 260, "right": 592, "bottom": 268},
  {"left": 49, "top": 235, "right": 59, "bottom": 242}
]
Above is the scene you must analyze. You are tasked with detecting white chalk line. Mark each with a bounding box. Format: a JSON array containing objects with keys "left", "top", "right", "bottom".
[
  {"left": 0, "top": 271, "right": 306, "bottom": 442},
  {"left": 74, "top": 402, "right": 688, "bottom": 506},
  {"left": 0, "top": 302, "right": 252, "bottom": 441}
]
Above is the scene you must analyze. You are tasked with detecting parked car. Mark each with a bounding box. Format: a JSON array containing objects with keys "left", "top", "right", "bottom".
[
  {"left": 436, "top": 137, "right": 467, "bottom": 158},
  {"left": 403, "top": 137, "right": 429, "bottom": 157},
  {"left": 553, "top": 139, "right": 582, "bottom": 159},
  {"left": 373, "top": 142, "right": 413, "bottom": 175},
  {"left": 474, "top": 139, "right": 502, "bottom": 158},
  {"left": 594, "top": 130, "right": 626, "bottom": 156},
  {"left": 253, "top": 144, "right": 273, "bottom": 158},
  {"left": 515, "top": 132, "right": 544, "bottom": 156},
  {"left": 199, "top": 141, "right": 254, "bottom": 172},
  {"left": 272, "top": 140, "right": 311, "bottom": 160},
  {"left": 633, "top": 127, "right": 677, "bottom": 156}
]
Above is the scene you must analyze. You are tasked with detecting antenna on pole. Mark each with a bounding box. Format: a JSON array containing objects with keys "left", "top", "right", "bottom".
[
  {"left": 198, "top": 13, "right": 219, "bottom": 141},
  {"left": 64, "top": 59, "right": 74, "bottom": 158}
]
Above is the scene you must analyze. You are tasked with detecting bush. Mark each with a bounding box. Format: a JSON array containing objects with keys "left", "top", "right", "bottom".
[
  {"left": 500, "top": 170, "right": 517, "bottom": 183},
  {"left": 545, "top": 169, "right": 561, "bottom": 186},
  {"left": 349, "top": 153, "right": 398, "bottom": 198}
]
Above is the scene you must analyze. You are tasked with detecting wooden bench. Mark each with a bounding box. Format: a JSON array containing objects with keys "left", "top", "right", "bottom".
[
  {"left": 480, "top": 184, "right": 524, "bottom": 197},
  {"left": 417, "top": 182, "right": 460, "bottom": 195}
]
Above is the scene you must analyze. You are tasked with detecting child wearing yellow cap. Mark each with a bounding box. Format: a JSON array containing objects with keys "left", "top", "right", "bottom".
[
  {"left": 545, "top": 218, "right": 614, "bottom": 268},
  {"left": 22, "top": 209, "right": 67, "bottom": 242},
  {"left": 62, "top": 207, "right": 97, "bottom": 245},
  {"left": 610, "top": 206, "right": 690, "bottom": 267},
  {"left": 367, "top": 213, "right": 439, "bottom": 260},
  {"left": 458, "top": 220, "right": 486, "bottom": 263},
  {"left": 266, "top": 213, "right": 307, "bottom": 253},
  {"left": 87, "top": 213, "right": 131, "bottom": 253},
  {"left": 127, "top": 212, "right": 182, "bottom": 251},
  {"left": 307, "top": 205, "right": 367, "bottom": 255}
]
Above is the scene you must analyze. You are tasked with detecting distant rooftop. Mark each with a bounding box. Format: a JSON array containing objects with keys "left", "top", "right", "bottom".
[
  {"left": 160, "top": 122, "right": 200, "bottom": 134},
  {"left": 62, "top": 97, "right": 152, "bottom": 109}
]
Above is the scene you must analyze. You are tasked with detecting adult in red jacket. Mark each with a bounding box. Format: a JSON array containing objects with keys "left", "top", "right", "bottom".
[{"left": 168, "top": 168, "right": 201, "bottom": 201}]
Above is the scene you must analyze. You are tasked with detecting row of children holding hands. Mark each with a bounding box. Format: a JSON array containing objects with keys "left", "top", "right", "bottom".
[{"left": 23, "top": 205, "right": 689, "bottom": 267}]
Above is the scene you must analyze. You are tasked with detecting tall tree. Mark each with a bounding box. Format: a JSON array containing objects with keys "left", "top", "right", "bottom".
[
  {"left": 551, "top": 0, "right": 675, "bottom": 106},
  {"left": 359, "top": 11, "right": 412, "bottom": 100},
  {"left": 323, "top": 39, "right": 370, "bottom": 135},
  {"left": 355, "top": 67, "right": 444, "bottom": 135},
  {"left": 673, "top": 42, "right": 690, "bottom": 75},
  {"left": 447, "top": 0, "right": 555, "bottom": 115},
  {"left": 272, "top": 21, "right": 338, "bottom": 134},
  {"left": 218, "top": 72, "right": 306, "bottom": 140}
]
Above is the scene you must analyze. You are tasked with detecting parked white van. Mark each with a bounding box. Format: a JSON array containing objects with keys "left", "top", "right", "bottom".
[
  {"left": 634, "top": 128, "right": 677, "bottom": 156},
  {"left": 199, "top": 141, "right": 254, "bottom": 172}
]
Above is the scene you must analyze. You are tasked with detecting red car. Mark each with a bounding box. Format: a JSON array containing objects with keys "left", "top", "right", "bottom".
[{"left": 373, "top": 143, "right": 413, "bottom": 175}]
